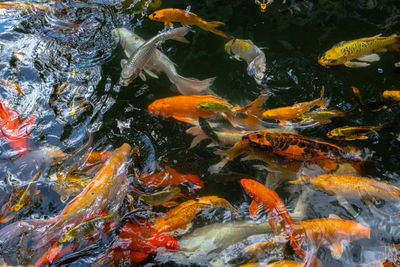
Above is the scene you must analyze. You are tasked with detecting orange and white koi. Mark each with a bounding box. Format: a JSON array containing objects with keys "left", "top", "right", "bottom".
[
  {"left": 262, "top": 87, "right": 327, "bottom": 124},
  {"left": 149, "top": 8, "right": 233, "bottom": 39}
]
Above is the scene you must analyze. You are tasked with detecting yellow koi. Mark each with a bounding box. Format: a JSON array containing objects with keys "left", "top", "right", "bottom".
[{"left": 319, "top": 34, "right": 399, "bottom": 68}]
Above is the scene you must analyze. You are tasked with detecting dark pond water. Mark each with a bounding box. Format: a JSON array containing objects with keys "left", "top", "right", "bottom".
[{"left": 0, "top": 0, "right": 400, "bottom": 266}]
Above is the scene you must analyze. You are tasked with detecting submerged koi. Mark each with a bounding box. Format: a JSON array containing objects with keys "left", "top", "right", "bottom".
[
  {"left": 209, "top": 131, "right": 370, "bottom": 175},
  {"left": 262, "top": 87, "right": 327, "bottom": 124},
  {"left": 112, "top": 28, "right": 215, "bottom": 96},
  {"left": 326, "top": 125, "right": 387, "bottom": 140},
  {"left": 153, "top": 196, "right": 240, "bottom": 234},
  {"left": 0, "top": 143, "right": 131, "bottom": 260},
  {"left": 243, "top": 216, "right": 370, "bottom": 260},
  {"left": 383, "top": 90, "right": 400, "bottom": 101},
  {"left": 149, "top": 8, "right": 233, "bottom": 39},
  {"left": 95, "top": 220, "right": 178, "bottom": 265},
  {"left": 140, "top": 166, "right": 203, "bottom": 190},
  {"left": 225, "top": 39, "right": 266, "bottom": 84},
  {"left": 139, "top": 187, "right": 182, "bottom": 206},
  {"left": 254, "top": 0, "right": 273, "bottom": 12},
  {"left": 352, "top": 86, "right": 399, "bottom": 112},
  {"left": 318, "top": 34, "right": 400, "bottom": 68},
  {"left": 0, "top": 79, "right": 25, "bottom": 96},
  {"left": 240, "top": 179, "right": 320, "bottom": 266},
  {"left": 291, "top": 174, "right": 400, "bottom": 202},
  {"left": 0, "top": 1, "right": 49, "bottom": 13},
  {"left": 0, "top": 97, "right": 35, "bottom": 156},
  {"left": 296, "top": 109, "right": 346, "bottom": 125}
]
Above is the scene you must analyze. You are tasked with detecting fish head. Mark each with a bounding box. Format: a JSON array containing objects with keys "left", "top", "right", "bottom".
[
  {"left": 318, "top": 50, "right": 347, "bottom": 67},
  {"left": 240, "top": 178, "right": 262, "bottom": 199},
  {"left": 341, "top": 220, "right": 371, "bottom": 241},
  {"left": 147, "top": 100, "right": 162, "bottom": 115},
  {"left": 255, "top": 0, "right": 273, "bottom": 12},
  {"left": 120, "top": 67, "right": 138, "bottom": 87},
  {"left": 261, "top": 109, "right": 281, "bottom": 119},
  {"left": 148, "top": 11, "right": 166, "bottom": 22},
  {"left": 326, "top": 128, "right": 341, "bottom": 139},
  {"left": 224, "top": 40, "right": 234, "bottom": 54}
]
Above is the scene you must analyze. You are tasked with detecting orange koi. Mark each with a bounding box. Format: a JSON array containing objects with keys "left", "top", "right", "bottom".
[
  {"left": 262, "top": 87, "right": 327, "bottom": 124},
  {"left": 0, "top": 1, "right": 49, "bottom": 12},
  {"left": 291, "top": 174, "right": 400, "bottom": 201},
  {"left": 0, "top": 98, "right": 35, "bottom": 156},
  {"left": 95, "top": 220, "right": 178, "bottom": 265},
  {"left": 0, "top": 79, "right": 25, "bottom": 96},
  {"left": 240, "top": 179, "right": 320, "bottom": 266},
  {"left": 0, "top": 143, "right": 131, "bottom": 260},
  {"left": 383, "top": 90, "right": 400, "bottom": 101},
  {"left": 153, "top": 196, "right": 239, "bottom": 234},
  {"left": 243, "top": 216, "right": 370, "bottom": 260},
  {"left": 149, "top": 8, "right": 233, "bottom": 39},
  {"left": 79, "top": 150, "right": 113, "bottom": 174},
  {"left": 209, "top": 131, "right": 374, "bottom": 175},
  {"left": 140, "top": 166, "right": 203, "bottom": 190},
  {"left": 148, "top": 92, "right": 269, "bottom": 128}
]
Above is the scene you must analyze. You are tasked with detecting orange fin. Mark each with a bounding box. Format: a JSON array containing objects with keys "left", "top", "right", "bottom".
[
  {"left": 204, "top": 21, "right": 233, "bottom": 39},
  {"left": 238, "top": 91, "right": 270, "bottom": 116},
  {"left": 164, "top": 21, "right": 173, "bottom": 29},
  {"left": 267, "top": 214, "right": 277, "bottom": 233},
  {"left": 331, "top": 242, "right": 344, "bottom": 259},
  {"left": 249, "top": 199, "right": 259, "bottom": 219},
  {"left": 172, "top": 115, "right": 198, "bottom": 125}
]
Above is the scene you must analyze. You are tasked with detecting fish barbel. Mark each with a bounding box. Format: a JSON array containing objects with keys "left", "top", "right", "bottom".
[
  {"left": 119, "top": 27, "right": 190, "bottom": 86},
  {"left": 318, "top": 34, "right": 400, "bottom": 68},
  {"left": 112, "top": 28, "right": 215, "bottom": 95}
]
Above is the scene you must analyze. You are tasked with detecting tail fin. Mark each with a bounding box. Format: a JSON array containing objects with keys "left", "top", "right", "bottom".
[
  {"left": 202, "top": 21, "right": 234, "bottom": 39},
  {"left": 185, "top": 126, "right": 209, "bottom": 149},
  {"left": 173, "top": 74, "right": 215, "bottom": 95},
  {"left": 316, "top": 86, "right": 328, "bottom": 109},
  {"left": 238, "top": 90, "right": 270, "bottom": 116},
  {"left": 351, "top": 85, "right": 364, "bottom": 110}
]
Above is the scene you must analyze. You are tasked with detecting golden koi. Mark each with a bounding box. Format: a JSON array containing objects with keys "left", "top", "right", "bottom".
[
  {"left": 225, "top": 39, "right": 266, "bottom": 84},
  {"left": 291, "top": 174, "right": 400, "bottom": 202},
  {"left": 262, "top": 87, "right": 327, "bottom": 124},
  {"left": 243, "top": 216, "right": 370, "bottom": 260},
  {"left": 149, "top": 8, "right": 233, "bottom": 39},
  {"left": 318, "top": 34, "right": 400, "bottom": 68},
  {"left": 326, "top": 125, "right": 385, "bottom": 140},
  {"left": 139, "top": 187, "right": 181, "bottom": 206},
  {"left": 254, "top": 0, "right": 273, "bottom": 12},
  {"left": 296, "top": 109, "right": 345, "bottom": 124}
]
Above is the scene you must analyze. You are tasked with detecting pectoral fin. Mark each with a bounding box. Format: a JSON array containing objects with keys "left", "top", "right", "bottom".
[
  {"left": 171, "top": 115, "right": 198, "bottom": 125},
  {"left": 356, "top": 53, "right": 380, "bottom": 62},
  {"left": 267, "top": 214, "right": 277, "bottom": 233},
  {"left": 139, "top": 72, "right": 146, "bottom": 81},
  {"left": 164, "top": 22, "right": 173, "bottom": 29},
  {"left": 249, "top": 199, "right": 259, "bottom": 219},
  {"left": 144, "top": 69, "right": 159, "bottom": 79},
  {"left": 331, "top": 242, "right": 344, "bottom": 259},
  {"left": 374, "top": 48, "right": 387, "bottom": 53},
  {"left": 230, "top": 55, "right": 242, "bottom": 61},
  {"left": 344, "top": 61, "right": 370, "bottom": 68}
]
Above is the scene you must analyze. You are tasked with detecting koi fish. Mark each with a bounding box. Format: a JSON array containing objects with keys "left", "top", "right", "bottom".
[
  {"left": 78, "top": 150, "right": 112, "bottom": 174},
  {"left": 119, "top": 27, "right": 190, "bottom": 86},
  {"left": 318, "top": 34, "right": 400, "bottom": 68},
  {"left": 112, "top": 28, "right": 215, "bottom": 95},
  {"left": 0, "top": 1, "right": 49, "bottom": 13},
  {"left": 139, "top": 187, "right": 182, "bottom": 206},
  {"left": 0, "top": 97, "right": 35, "bottom": 156},
  {"left": 243, "top": 216, "right": 370, "bottom": 260},
  {"left": 209, "top": 131, "right": 375, "bottom": 175},
  {"left": 262, "top": 87, "right": 327, "bottom": 124},
  {"left": 296, "top": 109, "right": 346, "bottom": 125},
  {"left": 240, "top": 179, "right": 320, "bottom": 266},
  {"left": 225, "top": 39, "right": 266, "bottom": 84},
  {"left": 140, "top": 166, "right": 203, "bottom": 190},
  {"left": 154, "top": 196, "right": 240, "bottom": 234},
  {"left": 148, "top": 92, "right": 269, "bottom": 127},
  {"left": 383, "top": 90, "right": 400, "bottom": 101},
  {"left": 0, "top": 143, "right": 131, "bottom": 262},
  {"left": 254, "top": 0, "right": 273, "bottom": 12},
  {"left": 0, "top": 79, "right": 25, "bottom": 96},
  {"left": 291, "top": 174, "right": 400, "bottom": 202},
  {"left": 94, "top": 219, "right": 178, "bottom": 265},
  {"left": 149, "top": 8, "right": 233, "bottom": 39},
  {"left": 326, "top": 125, "right": 386, "bottom": 140},
  {"left": 50, "top": 172, "right": 92, "bottom": 203},
  {"left": 352, "top": 86, "right": 399, "bottom": 112}
]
